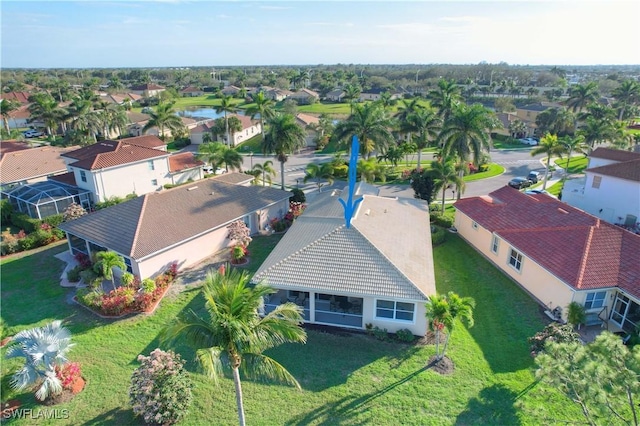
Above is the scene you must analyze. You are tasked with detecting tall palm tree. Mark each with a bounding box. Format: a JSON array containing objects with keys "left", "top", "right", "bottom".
[
  {"left": 429, "top": 160, "right": 463, "bottom": 214},
  {"left": 342, "top": 83, "right": 361, "bottom": 114},
  {"left": 0, "top": 98, "right": 19, "bottom": 133},
  {"left": 405, "top": 107, "right": 441, "bottom": 169},
  {"left": 428, "top": 79, "right": 462, "bottom": 121},
  {"left": 219, "top": 145, "right": 243, "bottom": 172},
  {"left": 142, "top": 101, "right": 185, "bottom": 140},
  {"left": 559, "top": 134, "right": 587, "bottom": 174},
  {"left": 438, "top": 104, "right": 494, "bottom": 198},
  {"left": 530, "top": 134, "right": 565, "bottom": 190},
  {"left": 303, "top": 162, "right": 335, "bottom": 192},
  {"left": 162, "top": 266, "right": 307, "bottom": 426},
  {"left": 395, "top": 97, "right": 423, "bottom": 145},
  {"left": 226, "top": 116, "right": 244, "bottom": 147},
  {"left": 566, "top": 81, "right": 599, "bottom": 113},
  {"left": 100, "top": 104, "right": 128, "bottom": 139},
  {"left": 332, "top": 102, "right": 394, "bottom": 159},
  {"left": 577, "top": 116, "right": 616, "bottom": 154},
  {"left": 252, "top": 160, "right": 276, "bottom": 186},
  {"left": 263, "top": 114, "right": 307, "bottom": 190},
  {"left": 95, "top": 251, "right": 127, "bottom": 292},
  {"left": 28, "top": 93, "right": 66, "bottom": 137},
  {"left": 196, "top": 142, "right": 224, "bottom": 170},
  {"left": 216, "top": 95, "right": 238, "bottom": 146},
  {"left": 425, "top": 292, "right": 475, "bottom": 362},
  {"left": 535, "top": 107, "right": 575, "bottom": 137},
  {"left": 245, "top": 92, "right": 276, "bottom": 142},
  {"left": 612, "top": 79, "right": 640, "bottom": 121}
]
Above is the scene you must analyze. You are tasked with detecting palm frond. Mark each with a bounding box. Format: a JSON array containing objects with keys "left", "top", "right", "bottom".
[
  {"left": 195, "top": 347, "right": 225, "bottom": 384},
  {"left": 241, "top": 353, "right": 301, "bottom": 389}
]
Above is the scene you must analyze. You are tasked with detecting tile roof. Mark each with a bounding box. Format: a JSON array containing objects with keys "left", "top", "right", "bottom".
[
  {"left": 130, "top": 83, "right": 165, "bottom": 91},
  {"left": 455, "top": 187, "right": 640, "bottom": 297},
  {"left": 295, "top": 113, "right": 320, "bottom": 126},
  {"left": 589, "top": 147, "right": 640, "bottom": 162},
  {"left": 180, "top": 86, "right": 202, "bottom": 93},
  {"left": 59, "top": 180, "right": 291, "bottom": 260},
  {"left": 126, "top": 111, "right": 150, "bottom": 124},
  {"left": 587, "top": 159, "right": 640, "bottom": 182},
  {"left": 229, "top": 114, "right": 255, "bottom": 130},
  {"left": 8, "top": 104, "right": 31, "bottom": 119},
  {"left": 253, "top": 189, "right": 436, "bottom": 301},
  {"left": 168, "top": 152, "right": 203, "bottom": 173},
  {"left": 1, "top": 92, "right": 31, "bottom": 104},
  {"left": 48, "top": 171, "right": 77, "bottom": 186},
  {"left": 0, "top": 141, "right": 31, "bottom": 155},
  {"left": 62, "top": 140, "right": 169, "bottom": 170},
  {"left": 121, "top": 135, "right": 166, "bottom": 149},
  {"left": 212, "top": 172, "right": 254, "bottom": 185},
  {"left": 0, "top": 146, "right": 77, "bottom": 184}
]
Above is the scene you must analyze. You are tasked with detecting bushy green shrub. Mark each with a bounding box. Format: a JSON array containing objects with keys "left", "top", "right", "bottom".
[
  {"left": 372, "top": 326, "right": 390, "bottom": 342},
  {"left": 42, "top": 214, "right": 64, "bottom": 227},
  {"left": 121, "top": 272, "right": 135, "bottom": 287},
  {"left": 0, "top": 200, "right": 13, "bottom": 227},
  {"left": 289, "top": 188, "right": 306, "bottom": 203},
  {"left": 431, "top": 226, "right": 447, "bottom": 246},
  {"left": 430, "top": 213, "right": 454, "bottom": 229},
  {"left": 76, "top": 288, "right": 103, "bottom": 309},
  {"left": 67, "top": 266, "right": 82, "bottom": 283},
  {"left": 130, "top": 349, "right": 193, "bottom": 426},
  {"left": 528, "top": 323, "right": 581, "bottom": 357},
  {"left": 141, "top": 278, "right": 156, "bottom": 294},
  {"left": 18, "top": 235, "right": 37, "bottom": 251},
  {"left": 80, "top": 269, "right": 99, "bottom": 287},
  {"left": 10, "top": 213, "right": 40, "bottom": 233},
  {"left": 333, "top": 164, "right": 348, "bottom": 178},
  {"left": 395, "top": 328, "right": 415, "bottom": 343},
  {"left": 385, "top": 169, "right": 400, "bottom": 181}
]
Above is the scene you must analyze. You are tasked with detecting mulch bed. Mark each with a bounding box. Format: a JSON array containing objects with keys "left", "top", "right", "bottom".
[{"left": 426, "top": 355, "right": 455, "bottom": 375}]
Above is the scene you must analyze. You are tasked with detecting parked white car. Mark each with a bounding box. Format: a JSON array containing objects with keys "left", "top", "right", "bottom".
[
  {"left": 519, "top": 138, "right": 538, "bottom": 146},
  {"left": 23, "top": 129, "right": 44, "bottom": 138}
]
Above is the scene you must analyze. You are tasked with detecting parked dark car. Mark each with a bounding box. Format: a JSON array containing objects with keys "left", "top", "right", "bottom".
[{"left": 508, "top": 177, "right": 532, "bottom": 189}]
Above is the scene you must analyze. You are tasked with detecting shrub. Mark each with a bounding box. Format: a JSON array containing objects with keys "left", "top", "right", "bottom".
[
  {"left": 32, "top": 229, "right": 55, "bottom": 246},
  {"left": 372, "top": 326, "right": 390, "bottom": 342},
  {"left": 42, "top": 214, "right": 64, "bottom": 227},
  {"left": 76, "top": 288, "right": 103, "bottom": 309},
  {"left": 395, "top": 328, "right": 415, "bottom": 343},
  {"left": 0, "top": 200, "right": 13, "bottom": 227},
  {"left": 121, "top": 272, "right": 135, "bottom": 287},
  {"left": 67, "top": 266, "right": 82, "bottom": 283},
  {"left": 54, "top": 362, "right": 82, "bottom": 390},
  {"left": 227, "top": 220, "right": 252, "bottom": 247},
  {"left": 10, "top": 213, "right": 41, "bottom": 233},
  {"left": 385, "top": 169, "right": 400, "bottom": 181},
  {"left": 130, "top": 349, "right": 193, "bottom": 426},
  {"left": 18, "top": 235, "right": 37, "bottom": 251},
  {"left": 289, "top": 188, "right": 306, "bottom": 203},
  {"left": 75, "top": 252, "right": 92, "bottom": 269},
  {"left": 431, "top": 226, "right": 447, "bottom": 246},
  {"left": 430, "top": 213, "right": 454, "bottom": 229},
  {"left": 63, "top": 203, "right": 87, "bottom": 222},
  {"left": 333, "top": 164, "right": 348, "bottom": 178},
  {"left": 528, "top": 323, "right": 582, "bottom": 357},
  {"left": 141, "top": 278, "right": 156, "bottom": 294}
]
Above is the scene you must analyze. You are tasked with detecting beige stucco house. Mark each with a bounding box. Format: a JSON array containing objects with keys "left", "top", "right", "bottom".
[
  {"left": 288, "top": 88, "right": 319, "bottom": 105},
  {"left": 253, "top": 184, "right": 436, "bottom": 336},
  {"left": 130, "top": 83, "right": 166, "bottom": 98},
  {"left": 59, "top": 175, "right": 291, "bottom": 279},
  {"left": 295, "top": 113, "right": 320, "bottom": 148},
  {"left": 455, "top": 186, "right": 640, "bottom": 333},
  {"left": 189, "top": 114, "right": 261, "bottom": 147}
]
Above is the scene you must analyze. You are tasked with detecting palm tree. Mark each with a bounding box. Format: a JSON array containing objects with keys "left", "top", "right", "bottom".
[
  {"left": 263, "top": 114, "right": 307, "bottom": 190},
  {"left": 438, "top": 104, "right": 494, "bottom": 198},
  {"left": 161, "top": 266, "right": 307, "bottom": 426},
  {"left": 612, "top": 79, "right": 640, "bottom": 121},
  {"left": 245, "top": 92, "right": 276, "bottom": 142},
  {"left": 342, "top": 83, "right": 361, "bottom": 114},
  {"left": 577, "top": 116, "right": 616, "bottom": 154},
  {"left": 28, "top": 93, "right": 66, "bottom": 137},
  {"left": 395, "top": 97, "right": 423, "bottom": 145},
  {"left": 219, "top": 145, "right": 243, "bottom": 172},
  {"left": 508, "top": 119, "right": 527, "bottom": 139},
  {"left": 531, "top": 134, "right": 565, "bottom": 190},
  {"left": 303, "top": 162, "right": 335, "bottom": 191},
  {"left": 197, "top": 142, "right": 224, "bottom": 170},
  {"left": 216, "top": 95, "right": 238, "bottom": 146},
  {"left": 429, "top": 160, "right": 463, "bottom": 214},
  {"left": 95, "top": 251, "right": 127, "bottom": 292},
  {"left": 252, "top": 160, "right": 276, "bottom": 186},
  {"left": 535, "top": 107, "right": 575, "bottom": 137},
  {"left": 559, "top": 134, "right": 587, "bottom": 174},
  {"left": 428, "top": 79, "right": 462, "bottom": 121},
  {"left": 332, "top": 103, "right": 394, "bottom": 159},
  {"left": 0, "top": 98, "right": 19, "bottom": 133},
  {"left": 425, "top": 292, "right": 475, "bottom": 362},
  {"left": 356, "top": 158, "right": 386, "bottom": 183},
  {"left": 142, "top": 101, "right": 185, "bottom": 140},
  {"left": 405, "top": 107, "right": 441, "bottom": 169},
  {"left": 566, "top": 81, "right": 599, "bottom": 113},
  {"left": 5, "top": 321, "right": 74, "bottom": 401}
]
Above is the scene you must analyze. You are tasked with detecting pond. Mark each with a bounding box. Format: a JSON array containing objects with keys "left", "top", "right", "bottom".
[{"left": 177, "top": 107, "right": 248, "bottom": 120}]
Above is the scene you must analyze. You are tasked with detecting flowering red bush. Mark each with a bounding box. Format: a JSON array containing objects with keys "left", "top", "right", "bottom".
[
  {"left": 55, "top": 362, "right": 82, "bottom": 390},
  {"left": 74, "top": 252, "right": 92, "bottom": 269}
]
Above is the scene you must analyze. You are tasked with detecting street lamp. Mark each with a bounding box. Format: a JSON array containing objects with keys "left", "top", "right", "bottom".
[{"left": 249, "top": 151, "right": 253, "bottom": 169}]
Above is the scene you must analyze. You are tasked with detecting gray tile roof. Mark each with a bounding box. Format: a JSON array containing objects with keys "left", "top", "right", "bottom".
[
  {"left": 253, "top": 189, "right": 436, "bottom": 301},
  {"left": 59, "top": 180, "right": 290, "bottom": 260}
]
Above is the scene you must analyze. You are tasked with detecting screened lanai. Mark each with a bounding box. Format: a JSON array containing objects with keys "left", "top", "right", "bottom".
[{"left": 2, "top": 181, "right": 92, "bottom": 219}]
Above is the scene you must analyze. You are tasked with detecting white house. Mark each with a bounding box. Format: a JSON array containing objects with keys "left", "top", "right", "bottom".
[
  {"left": 130, "top": 83, "right": 166, "bottom": 98},
  {"left": 253, "top": 184, "right": 436, "bottom": 336},
  {"left": 562, "top": 148, "right": 640, "bottom": 229},
  {"left": 59, "top": 176, "right": 291, "bottom": 279},
  {"left": 189, "top": 114, "right": 261, "bottom": 147},
  {"left": 295, "top": 113, "right": 320, "bottom": 148},
  {"left": 288, "top": 88, "right": 320, "bottom": 105}
]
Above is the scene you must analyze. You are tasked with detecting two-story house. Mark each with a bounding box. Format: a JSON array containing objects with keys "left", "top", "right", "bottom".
[
  {"left": 130, "top": 83, "right": 166, "bottom": 98},
  {"left": 189, "top": 114, "right": 261, "bottom": 147}
]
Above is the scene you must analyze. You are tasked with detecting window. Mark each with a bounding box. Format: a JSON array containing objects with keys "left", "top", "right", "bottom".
[
  {"left": 592, "top": 176, "right": 602, "bottom": 189},
  {"left": 148, "top": 160, "right": 155, "bottom": 171},
  {"left": 472, "top": 221, "right": 479, "bottom": 230},
  {"left": 491, "top": 235, "right": 500, "bottom": 254},
  {"left": 151, "top": 179, "right": 158, "bottom": 186},
  {"left": 123, "top": 257, "right": 133, "bottom": 273},
  {"left": 375, "top": 300, "right": 415, "bottom": 322},
  {"left": 509, "top": 248, "right": 523, "bottom": 271},
  {"left": 585, "top": 291, "right": 606, "bottom": 310},
  {"left": 80, "top": 171, "right": 87, "bottom": 183}
]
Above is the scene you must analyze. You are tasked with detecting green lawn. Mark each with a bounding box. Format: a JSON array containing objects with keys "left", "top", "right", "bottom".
[
  {"left": 554, "top": 155, "right": 588, "bottom": 173},
  {"left": 0, "top": 235, "right": 580, "bottom": 425}
]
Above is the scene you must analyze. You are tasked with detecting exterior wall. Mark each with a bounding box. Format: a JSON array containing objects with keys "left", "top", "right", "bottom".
[
  {"left": 231, "top": 123, "right": 261, "bottom": 147},
  {"left": 588, "top": 157, "right": 618, "bottom": 168},
  {"left": 359, "top": 93, "right": 381, "bottom": 101},
  {"left": 190, "top": 131, "right": 206, "bottom": 145},
  {"left": 364, "top": 296, "right": 428, "bottom": 336},
  {"left": 563, "top": 173, "right": 640, "bottom": 225},
  {"left": 72, "top": 157, "right": 170, "bottom": 202},
  {"left": 515, "top": 108, "right": 544, "bottom": 123},
  {"left": 171, "top": 168, "right": 203, "bottom": 185},
  {"left": 8, "top": 117, "right": 29, "bottom": 129},
  {"left": 455, "top": 210, "right": 576, "bottom": 317}
]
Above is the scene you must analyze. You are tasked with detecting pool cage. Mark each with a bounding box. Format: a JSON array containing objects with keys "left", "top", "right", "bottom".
[{"left": 2, "top": 181, "right": 92, "bottom": 219}]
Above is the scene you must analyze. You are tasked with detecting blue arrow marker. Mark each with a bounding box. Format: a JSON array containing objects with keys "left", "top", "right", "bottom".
[{"left": 339, "top": 135, "right": 364, "bottom": 228}]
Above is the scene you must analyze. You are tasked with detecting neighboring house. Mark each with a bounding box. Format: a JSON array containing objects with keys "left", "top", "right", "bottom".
[
  {"left": 358, "top": 88, "right": 401, "bottom": 102},
  {"left": 0, "top": 91, "right": 31, "bottom": 104},
  {"left": 514, "top": 102, "right": 561, "bottom": 126},
  {"left": 58, "top": 176, "right": 291, "bottom": 279},
  {"left": 6, "top": 104, "right": 31, "bottom": 129},
  {"left": 98, "top": 93, "right": 142, "bottom": 107},
  {"left": 264, "top": 88, "right": 293, "bottom": 102},
  {"left": 252, "top": 184, "right": 436, "bottom": 336},
  {"left": 60, "top": 135, "right": 201, "bottom": 202},
  {"left": 180, "top": 86, "right": 205, "bottom": 97},
  {"left": 562, "top": 147, "right": 640, "bottom": 228},
  {"left": 454, "top": 186, "right": 640, "bottom": 333},
  {"left": 126, "top": 111, "right": 152, "bottom": 137},
  {"left": 325, "top": 89, "right": 345, "bottom": 102},
  {"left": 220, "top": 85, "right": 242, "bottom": 96},
  {"left": 189, "top": 114, "right": 261, "bottom": 147},
  {"left": 288, "top": 88, "right": 319, "bottom": 105},
  {"left": 494, "top": 112, "right": 535, "bottom": 138},
  {"left": 295, "top": 113, "right": 320, "bottom": 148},
  {"left": 0, "top": 145, "right": 78, "bottom": 190},
  {"left": 130, "top": 83, "right": 166, "bottom": 98}
]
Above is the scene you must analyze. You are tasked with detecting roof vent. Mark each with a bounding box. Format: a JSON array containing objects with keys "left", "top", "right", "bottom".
[
  {"left": 365, "top": 209, "right": 371, "bottom": 216},
  {"left": 187, "top": 186, "right": 198, "bottom": 191}
]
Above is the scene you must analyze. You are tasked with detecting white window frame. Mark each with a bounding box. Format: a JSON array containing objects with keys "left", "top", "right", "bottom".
[
  {"left": 585, "top": 291, "right": 607, "bottom": 310},
  {"left": 491, "top": 235, "right": 500, "bottom": 254},
  {"left": 148, "top": 160, "right": 155, "bottom": 171},
  {"left": 375, "top": 299, "right": 415, "bottom": 323},
  {"left": 592, "top": 175, "right": 602, "bottom": 189},
  {"left": 80, "top": 170, "right": 87, "bottom": 183},
  {"left": 151, "top": 179, "right": 158, "bottom": 186},
  {"left": 508, "top": 248, "right": 523, "bottom": 272}
]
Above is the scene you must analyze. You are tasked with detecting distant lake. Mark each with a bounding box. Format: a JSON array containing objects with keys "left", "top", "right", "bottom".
[{"left": 177, "top": 107, "right": 248, "bottom": 121}]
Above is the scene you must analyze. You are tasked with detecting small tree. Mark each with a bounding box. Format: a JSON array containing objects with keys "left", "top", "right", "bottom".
[
  {"left": 62, "top": 203, "right": 87, "bottom": 222},
  {"left": 410, "top": 168, "right": 436, "bottom": 203},
  {"left": 130, "top": 348, "right": 193, "bottom": 426},
  {"left": 567, "top": 301, "right": 587, "bottom": 330},
  {"left": 94, "top": 251, "right": 126, "bottom": 292},
  {"left": 227, "top": 220, "right": 252, "bottom": 248},
  {"left": 425, "top": 292, "right": 475, "bottom": 362}
]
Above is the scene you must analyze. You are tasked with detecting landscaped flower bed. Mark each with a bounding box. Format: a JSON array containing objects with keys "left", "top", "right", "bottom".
[{"left": 76, "top": 263, "right": 178, "bottom": 317}]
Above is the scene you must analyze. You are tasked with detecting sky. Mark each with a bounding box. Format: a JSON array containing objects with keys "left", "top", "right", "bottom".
[{"left": 2, "top": 0, "right": 639, "bottom": 69}]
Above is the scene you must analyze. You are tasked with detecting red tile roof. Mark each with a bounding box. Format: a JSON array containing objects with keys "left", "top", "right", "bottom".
[
  {"left": 0, "top": 146, "right": 77, "bottom": 184},
  {"left": 168, "top": 152, "right": 203, "bottom": 172},
  {"left": 590, "top": 147, "right": 640, "bottom": 162},
  {"left": 122, "top": 135, "right": 166, "bottom": 149},
  {"left": 63, "top": 140, "right": 168, "bottom": 170},
  {"left": 180, "top": 86, "right": 201, "bottom": 93},
  {"left": 587, "top": 159, "right": 640, "bottom": 182},
  {"left": 49, "top": 171, "right": 77, "bottom": 186},
  {"left": 0, "top": 141, "right": 31, "bottom": 155},
  {"left": 455, "top": 186, "right": 640, "bottom": 297},
  {"left": 130, "top": 83, "right": 165, "bottom": 91},
  {"left": 1, "top": 92, "right": 31, "bottom": 104},
  {"left": 8, "top": 104, "right": 31, "bottom": 119}
]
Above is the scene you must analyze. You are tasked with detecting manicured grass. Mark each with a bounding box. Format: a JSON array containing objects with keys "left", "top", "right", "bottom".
[
  {"left": 0, "top": 236, "right": 581, "bottom": 424},
  {"left": 545, "top": 180, "right": 564, "bottom": 197},
  {"left": 463, "top": 163, "right": 505, "bottom": 182},
  {"left": 554, "top": 155, "right": 588, "bottom": 173},
  {"left": 297, "top": 102, "right": 351, "bottom": 116}
]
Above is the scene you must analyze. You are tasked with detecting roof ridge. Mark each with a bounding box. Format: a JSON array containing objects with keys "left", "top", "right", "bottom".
[
  {"left": 130, "top": 195, "right": 149, "bottom": 257},
  {"left": 498, "top": 224, "right": 593, "bottom": 234},
  {"left": 575, "top": 226, "right": 595, "bottom": 288}
]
